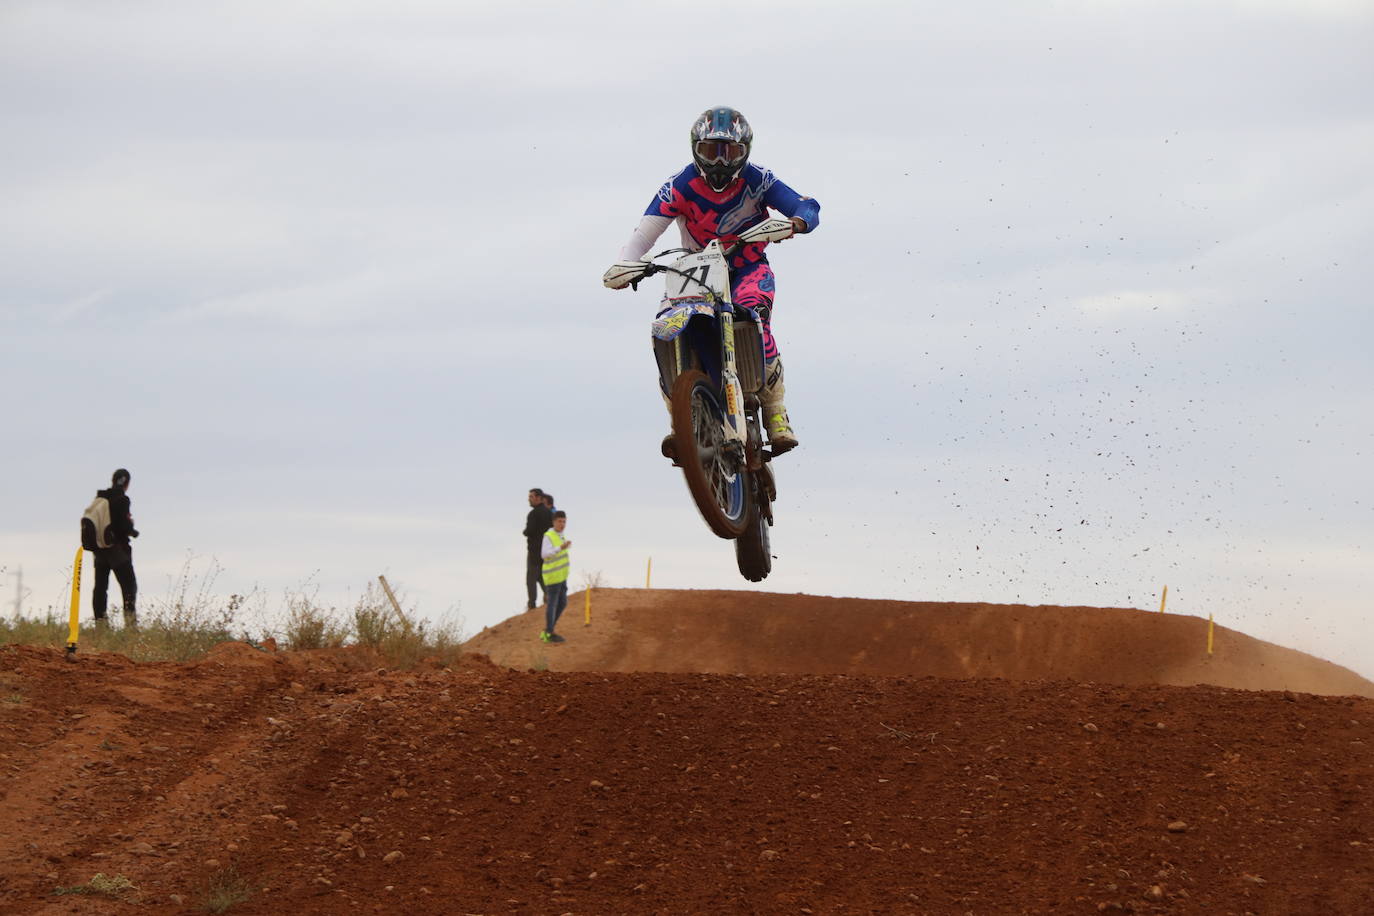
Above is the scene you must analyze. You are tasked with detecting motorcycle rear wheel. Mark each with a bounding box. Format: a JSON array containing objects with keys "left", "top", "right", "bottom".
[
  {"left": 670, "top": 369, "right": 750, "bottom": 539},
  {"left": 735, "top": 495, "right": 772, "bottom": 581}
]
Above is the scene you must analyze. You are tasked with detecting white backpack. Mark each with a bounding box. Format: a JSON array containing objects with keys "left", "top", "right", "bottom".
[{"left": 81, "top": 496, "right": 113, "bottom": 550}]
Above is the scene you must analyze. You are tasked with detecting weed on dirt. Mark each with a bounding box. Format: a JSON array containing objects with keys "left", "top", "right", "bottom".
[
  {"left": 283, "top": 593, "right": 349, "bottom": 650},
  {"left": 51, "top": 872, "right": 138, "bottom": 900},
  {"left": 198, "top": 864, "right": 255, "bottom": 913}
]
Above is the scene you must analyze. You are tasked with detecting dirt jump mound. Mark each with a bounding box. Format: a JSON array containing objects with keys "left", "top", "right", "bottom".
[{"left": 464, "top": 588, "right": 1374, "bottom": 697}]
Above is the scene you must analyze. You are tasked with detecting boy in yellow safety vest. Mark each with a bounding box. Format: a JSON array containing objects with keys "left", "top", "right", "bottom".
[{"left": 540, "top": 511, "right": 571, "bottom": 643}]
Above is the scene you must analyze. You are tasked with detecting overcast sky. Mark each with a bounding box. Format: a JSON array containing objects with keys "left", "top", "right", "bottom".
[{"left": 3, "top": 0, "right": 1371, "bottom": 677}]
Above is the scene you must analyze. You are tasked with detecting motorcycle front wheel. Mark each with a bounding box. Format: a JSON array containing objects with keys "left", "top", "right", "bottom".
[{"left": 670, "top": 369, "right": 750, "bottom": 539}]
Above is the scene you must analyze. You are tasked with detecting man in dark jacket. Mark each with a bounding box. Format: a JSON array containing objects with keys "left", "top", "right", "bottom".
[
  {"left": 93, "top": 468, "right": 139, "bottom": 628},
  {"left": 523, "top": 488, "right": 553, "bottom": 610}
]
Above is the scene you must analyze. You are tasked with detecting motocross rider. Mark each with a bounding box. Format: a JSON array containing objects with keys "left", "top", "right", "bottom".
[{"left": 603, "top": 106, "right": 820, "bottom": 456}]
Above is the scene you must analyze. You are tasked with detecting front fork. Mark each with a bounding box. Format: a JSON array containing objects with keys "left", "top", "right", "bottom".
[
  {"left": 665, "top": 306, "right": 773, "bottom": 522},
  {"left": 667, "top": 308, "right": 747, "bottom": 454},
  {"left": 718, "top": 308, "right": 747, "bottom": 450}
]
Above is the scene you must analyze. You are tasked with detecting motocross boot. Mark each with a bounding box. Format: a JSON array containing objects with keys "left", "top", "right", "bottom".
[{"left": 760, "top": 358, "right": 798, "bottom": 455}]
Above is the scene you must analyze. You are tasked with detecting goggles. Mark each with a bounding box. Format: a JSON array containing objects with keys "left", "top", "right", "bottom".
[{"left": 694, "top": 139, "right": 747, "bottom": 165}]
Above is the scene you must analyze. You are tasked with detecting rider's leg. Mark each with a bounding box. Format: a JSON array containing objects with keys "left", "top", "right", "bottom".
[
  {"left": 759, "top": 357, "right": 797, "bottom": 454},
  {"left": 733, "top": 263, "right": 798, "bottom": 453}
]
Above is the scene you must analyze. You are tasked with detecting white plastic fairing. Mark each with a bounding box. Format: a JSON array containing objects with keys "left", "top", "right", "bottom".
[{"left": 737, "top": 217, "right": 795, "bottom": 245}]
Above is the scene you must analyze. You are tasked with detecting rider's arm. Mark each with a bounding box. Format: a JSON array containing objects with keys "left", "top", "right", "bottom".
[
  {"left": 762, "top": 173, "right": 821, "bottom": 233},
  {"left": 619, "top": 214, "right": 673, "bottom": 261},
  {"left": 605, "top": 170, "right": 689, "bottom": 287}
]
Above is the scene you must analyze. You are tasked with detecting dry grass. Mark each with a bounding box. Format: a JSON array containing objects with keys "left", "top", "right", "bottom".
[
  {"left": 1, "top": 556, "right": 465, "bottom": 670},
  {"left": 0, "top": 609, "right": 242, "bottom": 664},
  {"left": 347, "top": 580, "right": 465, "bottom": 668},
  {"left": 199, "top": 864, "right": 255, "bottom": 913},
  {"left": 282, "top": 590, "right": 349, "bottom": 650},
  {"left": 52, "top": 872, "right": 139, "bottom": 900}
]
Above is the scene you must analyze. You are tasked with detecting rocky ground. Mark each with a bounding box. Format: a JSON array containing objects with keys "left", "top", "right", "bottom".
[{"left": 2, "top": 590, "right": 1371, "bottom": 914}]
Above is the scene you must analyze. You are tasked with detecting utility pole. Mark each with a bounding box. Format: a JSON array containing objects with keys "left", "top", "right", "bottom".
[{"left": 10, "top": 567, "right": 21, "bottom": 618}]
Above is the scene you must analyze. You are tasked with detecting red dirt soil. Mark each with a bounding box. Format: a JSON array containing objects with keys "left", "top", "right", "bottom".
[
  {"left": 1, "top": 590, "right": 1370, "bottom": 915},
  {"left": 465, "top": 589, "right": 1374, "bottom": 697}
]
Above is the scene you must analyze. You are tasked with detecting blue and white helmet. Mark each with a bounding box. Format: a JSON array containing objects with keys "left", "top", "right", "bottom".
[{"left": 690, "top": 106, "right": 753, "bottom": 192}]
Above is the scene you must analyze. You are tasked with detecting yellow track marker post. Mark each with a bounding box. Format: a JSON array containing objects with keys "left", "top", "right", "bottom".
[
  {"left": 1159, "top": 585, "right": 1168, "bottom": 614},
  {"left": 584, "top": 587, "right": 591, "bottom": 626},
  {"left": 1207, "top": 613, "right": 1215, "bottom": 656},
  {"left": 646, "top": 557, "right": 652, "bottom": 589},
  {"left": 65, "top": 547, "right": 83, "bottom": 662}
]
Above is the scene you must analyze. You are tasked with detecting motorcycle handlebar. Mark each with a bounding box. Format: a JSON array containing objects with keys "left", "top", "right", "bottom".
[{"left": 634, "top": 219, "right": 795, "bottom": 291}]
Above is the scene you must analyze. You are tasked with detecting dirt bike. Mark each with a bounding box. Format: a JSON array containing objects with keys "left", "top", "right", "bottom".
[{"left": 605, "top": 218, "right": 797, "bottom": 581}]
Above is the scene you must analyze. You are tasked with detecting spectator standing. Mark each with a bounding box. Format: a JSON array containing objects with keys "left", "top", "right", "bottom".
[
  {"left": 92, "top": 468, "right": 140, "bottom": 628},
  {"left": 540, "top": 511, "right": 571, "bottom": 643},
  {"left": 523, "top": 488, "right": 553, "bottom": 609},
  {"left": 542, "top": 492, "right": 556, "bottom": 512}
]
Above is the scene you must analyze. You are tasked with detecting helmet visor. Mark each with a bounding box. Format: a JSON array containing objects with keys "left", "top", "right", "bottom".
[{"left": 694, "top": 139, "right": 747, "bottom": 165}]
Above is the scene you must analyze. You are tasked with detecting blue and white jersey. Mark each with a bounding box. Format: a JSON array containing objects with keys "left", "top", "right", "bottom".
[{"left": 644, "top": 163, "right": 821, "bottom": 269}]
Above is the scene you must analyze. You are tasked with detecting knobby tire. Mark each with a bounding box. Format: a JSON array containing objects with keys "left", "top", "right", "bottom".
[
  {"left": 670, "top": 369, "right": 750, "bottom": 539},
  {"left": 734, "top": 493, "right": 772, "bottom": 581}
]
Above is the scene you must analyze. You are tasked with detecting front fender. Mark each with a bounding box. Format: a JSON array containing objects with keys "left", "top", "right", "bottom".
[{"left": 651, "top": 300, "right": 716, "bottom": 342}]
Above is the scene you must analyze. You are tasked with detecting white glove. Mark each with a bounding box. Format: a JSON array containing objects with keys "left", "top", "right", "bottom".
[{"left": 603, "top": 261, "right": 650, "bottom": 290}]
